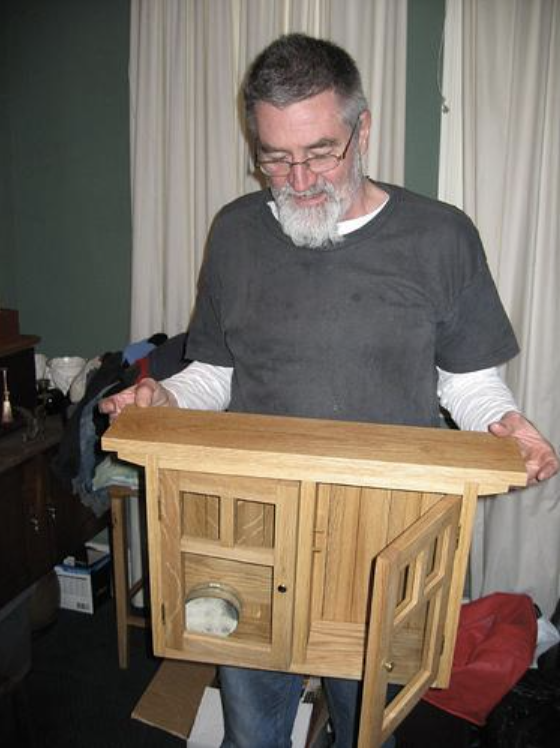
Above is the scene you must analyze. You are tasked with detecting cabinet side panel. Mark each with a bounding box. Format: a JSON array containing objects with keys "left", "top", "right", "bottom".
[{"left": 159, "top": 469, "right": 184, "bottom": 649}]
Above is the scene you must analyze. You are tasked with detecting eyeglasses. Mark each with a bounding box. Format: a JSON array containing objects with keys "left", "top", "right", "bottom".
[{"left": 255, "top": 119, "right": 359, "bottom": 178}]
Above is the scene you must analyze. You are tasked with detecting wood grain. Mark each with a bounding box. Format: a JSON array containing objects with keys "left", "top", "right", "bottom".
[
  {"left": 102, "top": 408, "right": 527, "bottom": 495},
  {"left": 102, "top": 408, "right": 528, "bottom": 748}
]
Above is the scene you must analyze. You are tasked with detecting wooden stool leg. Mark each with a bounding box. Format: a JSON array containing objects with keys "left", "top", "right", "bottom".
[{"left": 111, "top": 493, "right": 130, "bottom": 669}]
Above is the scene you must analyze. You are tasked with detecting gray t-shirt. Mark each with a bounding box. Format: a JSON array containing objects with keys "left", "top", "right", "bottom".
[{"left": 186, "top": 183, "right": 519, "bottom": 427}]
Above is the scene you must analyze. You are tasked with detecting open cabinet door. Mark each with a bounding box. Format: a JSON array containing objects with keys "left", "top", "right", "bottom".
[{"left": 357, "top": 494, "right": 462, "bottom": 747}]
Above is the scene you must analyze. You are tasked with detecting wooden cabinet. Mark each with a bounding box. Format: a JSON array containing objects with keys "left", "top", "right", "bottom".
[
  {"left": 0, "top": 464, "right": 35, "bottom": 603},
  {"left": 103, "top": 408, "right": 526, "bottom": 747},
  {"left": 0, "top": 416, "right": 108, "bottom": 608}
]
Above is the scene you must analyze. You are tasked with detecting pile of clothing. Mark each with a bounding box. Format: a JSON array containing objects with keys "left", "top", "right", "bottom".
[{"left": 51, "top": 332, "right": 189, "bottom": 516}]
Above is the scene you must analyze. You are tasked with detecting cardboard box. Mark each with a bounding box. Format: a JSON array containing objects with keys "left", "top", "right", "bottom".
[
  {"left": 133, "top": 660, "right": 327, "bottom": 747},
  {"left": 133, "top": 660, "right": 217, "bottom": 739},
  {"left": 54, "top": 547, "right": 111, "bottom": 614}
]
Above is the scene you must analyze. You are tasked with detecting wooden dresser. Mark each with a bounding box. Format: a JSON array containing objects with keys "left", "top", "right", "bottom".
[{"left": 0, "top": 415, "right": 107, "bottom": 608}]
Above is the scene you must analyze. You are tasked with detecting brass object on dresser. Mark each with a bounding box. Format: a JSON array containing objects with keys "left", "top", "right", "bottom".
[{"left": 0, "top": 318, "right": 41, "bottom": 436}]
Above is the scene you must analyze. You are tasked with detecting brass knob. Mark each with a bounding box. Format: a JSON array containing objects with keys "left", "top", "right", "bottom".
[{"left": 383, "top": 661, "right": 395, "bottom": 672}]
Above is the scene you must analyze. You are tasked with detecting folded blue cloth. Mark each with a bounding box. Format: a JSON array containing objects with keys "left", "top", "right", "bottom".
[{"left": 122, "top": 339, "right": 156, "bottom": 365}]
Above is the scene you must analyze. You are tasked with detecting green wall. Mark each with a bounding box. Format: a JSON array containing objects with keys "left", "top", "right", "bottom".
[
  {"left": 0, "top": 13, "right": 17, "bottom": 310},
  {"left": 0, "top": 0, "right": 443, "bottom": 360},
  {"left": 405, "top": 0, "right": 446, "bottom": 197},
  {"left": 1, "top": 0, "right": 131, "bottom": 359}
]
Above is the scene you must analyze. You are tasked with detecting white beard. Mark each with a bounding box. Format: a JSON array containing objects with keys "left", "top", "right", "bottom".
[{"left": 271, "top": 150, "right": 364, "bottom": 249}]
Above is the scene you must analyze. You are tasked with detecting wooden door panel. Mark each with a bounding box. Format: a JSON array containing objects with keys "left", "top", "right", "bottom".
[
  {"left": 235, "top": 500, "right": 275, "bottom": 548},
  {"left": 153, "top": 468, "right": 299, "bottom": 670},
  {"left": 306, "top": 486, "right": 454, "bottom": 634},
  {"left": 182, "top": 491, "right": 220, "bottom": 540},
  {"left": 23, "top": 453, "right": 55, "bottom": 578},
  {"left": 183, "top": 552, "right": 273, "bottom": 644},
  {"left": 0, "top": 466, "right": 31, "bottom": 605},
  {"left": 357, "top": 495, "right": 462, "bottom": 747}
]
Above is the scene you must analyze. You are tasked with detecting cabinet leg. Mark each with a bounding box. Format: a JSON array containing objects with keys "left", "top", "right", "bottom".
[{"left": 111, "top": 494, "right": 130, "bottom": 670}]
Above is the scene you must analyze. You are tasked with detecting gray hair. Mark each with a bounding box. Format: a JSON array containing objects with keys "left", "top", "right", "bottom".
[{"left": 242, "top": 34, "right": 368, "bottom": 139}]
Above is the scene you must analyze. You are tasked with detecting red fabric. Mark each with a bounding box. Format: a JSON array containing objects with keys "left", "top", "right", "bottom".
[
  {"left": 135, "top": 357, "right": 151, "bottom": 383},
  {"left": 423, "top": 592, "right": 537, "bottom": 725}
]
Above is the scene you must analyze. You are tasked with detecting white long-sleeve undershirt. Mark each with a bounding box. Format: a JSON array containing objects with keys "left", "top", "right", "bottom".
[
  {"left": 162, "top": 361, "right": 233, "bottom": 411},
  {"left": 436, "top": 366, "right": 519, "bottom": 431},
  {"left": 162, "top": 361, "right": 520, "bottom": 432}
]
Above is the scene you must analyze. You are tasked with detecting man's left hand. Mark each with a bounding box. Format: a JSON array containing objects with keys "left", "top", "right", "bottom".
[{"left": 489, "top": 411, "right": 559, "bottom": 484}]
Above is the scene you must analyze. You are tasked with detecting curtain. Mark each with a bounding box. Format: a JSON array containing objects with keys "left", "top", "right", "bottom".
[
  {"left": 128, "top": 0, "right": 407, "bottom": 340},
  {"left": 439, "top": 0, "right": 560, "bottom": 615}
]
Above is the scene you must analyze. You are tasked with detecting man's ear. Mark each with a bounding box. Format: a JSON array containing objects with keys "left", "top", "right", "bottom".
[{"left": 358, "top": 110, "right": 372, "bottom": 154}]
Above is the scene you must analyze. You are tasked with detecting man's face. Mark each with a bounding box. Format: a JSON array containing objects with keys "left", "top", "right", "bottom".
[{"left": 254, "top": 90, "right": 370, "bottom": 248}]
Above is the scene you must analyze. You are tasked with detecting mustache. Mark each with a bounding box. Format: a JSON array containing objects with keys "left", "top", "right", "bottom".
[{"left": 274, "top": 180, "right": 336, "bottom": 201}]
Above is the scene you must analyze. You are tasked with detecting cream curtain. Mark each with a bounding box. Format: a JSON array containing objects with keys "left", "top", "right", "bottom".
[
  {"left": 439, "top": 0, "right": 560, "bottom": 615},
  {"left": 128, "top": 0, "right": 407, "bottom": 340}
]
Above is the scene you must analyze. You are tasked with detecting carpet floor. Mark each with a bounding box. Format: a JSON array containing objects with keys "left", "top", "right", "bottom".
[{"left": 1, "top": 598, "right": 183, "bottom": 748}]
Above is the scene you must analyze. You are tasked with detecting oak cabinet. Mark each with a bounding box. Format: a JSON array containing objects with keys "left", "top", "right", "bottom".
[{"left": 103, "top": 408, "right": 526, "bottom": 747}]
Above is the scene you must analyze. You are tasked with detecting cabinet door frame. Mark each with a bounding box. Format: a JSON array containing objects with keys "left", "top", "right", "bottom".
[
  {"left": 357, "top": 494, "right": 462, "bottom": 747},
  {"left": 149, "top": 463, "right": 300, "bottom": 671}
]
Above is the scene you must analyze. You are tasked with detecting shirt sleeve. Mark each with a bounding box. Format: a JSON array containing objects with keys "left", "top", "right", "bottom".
[
  {"left": 185, "top": 239, "right": 235, "bottom": 367},
  {"left": 161, "top": 362, "right": 233, "bottom": 411},
  {"left": 437, "top": 366, "right": 520, "bottom": 431},
  {"left": 434, "top": 234, "right": 520, "bottom": 372}
]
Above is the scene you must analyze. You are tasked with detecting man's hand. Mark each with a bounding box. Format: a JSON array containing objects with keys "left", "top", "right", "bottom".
[
  {"left": 98, "top": 378, "right": 178, "bottom": 420},
  {"left": 489, "top": 411, "right": 559, "bottom": 484}
]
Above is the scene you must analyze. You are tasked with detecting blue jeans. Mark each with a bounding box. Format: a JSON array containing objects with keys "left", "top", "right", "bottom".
[{"left": 219, "top": 666, "right": 397, "bottom": 748}]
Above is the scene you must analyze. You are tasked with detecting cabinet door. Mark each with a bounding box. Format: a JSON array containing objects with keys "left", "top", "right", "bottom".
[
  {"left": 0, "top": 452, "right": 55, "bottom": 603},
  {"left": 0, "top": 435, "right": 108, "bottom": 609},
  {"left": 357, "top": 495, "right": 461, "bottom": 747},
  {"left": 22, "top": 452, "right": 55, "bottom": 580},
  {"left": 47, "top": 456, "right": 107, "bottom": 562},
  {"left": 151, "top": 469, "right": 299, "bottom": 671},
  {"left": 0, "top": 466, "right": 31, "bottom": 605}
]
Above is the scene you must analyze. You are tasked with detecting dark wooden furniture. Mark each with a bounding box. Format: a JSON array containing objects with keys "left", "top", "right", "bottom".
[
  {"left": 0, "top": 316, "right": 41, "bottom": 428},
  {"left": 0, "top": 415, "right": 108, "bottom": 609}
]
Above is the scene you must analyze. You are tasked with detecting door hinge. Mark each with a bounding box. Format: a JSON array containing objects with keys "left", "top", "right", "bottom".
[{"left": 161, "top": 603, "right": 166, "bottom": 625}]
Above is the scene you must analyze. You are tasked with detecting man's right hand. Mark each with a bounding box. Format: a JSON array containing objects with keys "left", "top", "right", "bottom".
[{"left": 98, "top": 377, "right": 178, "bottom": 419}]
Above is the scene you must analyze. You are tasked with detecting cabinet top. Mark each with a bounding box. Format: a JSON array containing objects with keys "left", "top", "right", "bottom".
[
  {"left": 0, "top": 415, "right": 62, "bottom": 474},
  {"left": 102, "top": 407, "right": 527, "bottom": 496},
  {"left": 0, "top": 334, "right": 41, "bottom": 358}
]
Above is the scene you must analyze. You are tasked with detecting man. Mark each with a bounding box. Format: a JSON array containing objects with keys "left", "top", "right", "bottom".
[{"left": 101, "top": 34, "right": 558, "bottom": 748}]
